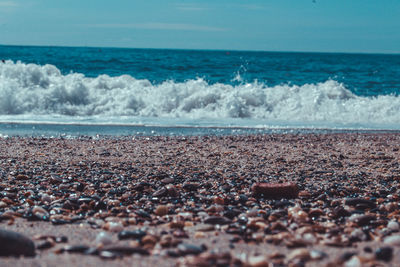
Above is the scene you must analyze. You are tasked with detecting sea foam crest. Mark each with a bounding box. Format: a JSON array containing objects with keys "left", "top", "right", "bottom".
[{"left": 1, "top": 61, "right": 400, "bottom": 127}]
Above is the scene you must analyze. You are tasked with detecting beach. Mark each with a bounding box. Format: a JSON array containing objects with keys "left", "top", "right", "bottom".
[{"left": 0, "top": 133, "right": 400, "bottom": 266}]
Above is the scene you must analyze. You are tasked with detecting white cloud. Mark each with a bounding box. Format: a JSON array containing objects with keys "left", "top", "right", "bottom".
[
  {"left": 0, "top": 1, "right": 18, "bottom": 7},
  {"left": 175, "top": 3, "right": 207, "bottom": 11},
  {"left": 90, "top": 23, "right": 227, "bottom": 32}
]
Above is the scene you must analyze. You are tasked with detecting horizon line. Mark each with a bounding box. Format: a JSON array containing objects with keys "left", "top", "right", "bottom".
[{"left": 0, "top": 43, "right": 399, "bottom": 56}]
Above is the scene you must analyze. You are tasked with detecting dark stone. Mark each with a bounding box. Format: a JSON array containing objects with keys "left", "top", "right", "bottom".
[
  {"left": 84, "top": 247, "right": 99, "bottom": 255},
  {"left": 51, "top": 218, "right": 70, "bottom": 225},
  {"left": 183, "top": 183, "right": 200, "bottom": 191},
  {"left": 375, "top": 247, "right": 393, "bottom": 262},
  {"left": 0, "top": 229, "right": 35, "bottom": 257},
  {"left": 354, "top": 215, "right": 375, "bottom": 226},
  {"left": 118, "top": 230, "right": 147, "bottom": 240},
  {"left": 135, "top": 210, "right": 151, "bottom": 219},
  {"left": 204, "top": 216, "right": 232, "bottom": 225},
  {"left": 153, "top": 187, "right": 168, "bottom": 197},
  {"left": 177, "top": 243, "right": 206, "bottom": 256},
  {"left": 331, "top": 207, "right": 351, "bottom": 218},
  {"left": 55, "top": 236, "right": 68, "bottom": 243},
  {"left": 345, "top": 198, "right": 376, "bottom": 209},
  {"left": 63, "top": 245, "right": 90, "bottom": 253},
  {"left": 36, "top": 240, "right": 54, "bottom": 250},
  {"left": 340, "top": 251, "right": 356, "bottom": 262}
]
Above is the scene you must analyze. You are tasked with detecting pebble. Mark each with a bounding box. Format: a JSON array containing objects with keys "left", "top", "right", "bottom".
[
  {"left": 345, "top": 198, "right": 376, "bottom": 209},
  {"left": 104, "top": 222, "right": 124, "bottom": 232},
  {"left": 344, "top": 256, "right": 362, "bottom": 267},
  {"left": 177, "top": 243, "right": 206, "bottom": 256},
  {"left": 384, "top": 235, "right": 400, "bottom": 246},
  {"left": 287, "top": 248, "right": 311, "bottom": 261},
  {"left": 101, "top": 245, "right": 149, "bottom": 256},
  {"left": 247, "top": 255, "right": 269, "bottom": 267},
  {"left": 0, "top": 229, "right": 35, "bottom": 257},
  {"left": 387, "top": 221, "right": 400, "bottom": 231},
  {"left": 99, "top": 250, "right": 118, "bottom": 259},
  {"left": 118, "top": 230, "right": 147, "bottom": 240},
  {"left": 252, "top": 182, "right": 299, "bottom": 199},
  {"left": 63, "top": 245, "right": 90, "bottom": 254},
  {"left": 95, "top": 232, "right": 113, "bottom": 245},
  {"left": 204, "top": 216, "right": 232, "bottom": 225},
  {"left": 154, "top": 205, "right": 168, "bottom": 216},
  {"left": 3, "top": 134, "right": 400, "bottom": 265},
  {"left": 375, "top": 246, "right": 393, "bottom": 262}
]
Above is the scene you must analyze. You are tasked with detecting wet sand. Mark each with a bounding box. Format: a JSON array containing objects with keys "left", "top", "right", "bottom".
[{"left": 1, "top": 133, "right": 400, "bottom": 266}]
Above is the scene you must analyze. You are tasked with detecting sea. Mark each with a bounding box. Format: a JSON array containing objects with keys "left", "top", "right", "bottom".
[{"left": 0, "top": 45, "right": 399, "bottom": 137}]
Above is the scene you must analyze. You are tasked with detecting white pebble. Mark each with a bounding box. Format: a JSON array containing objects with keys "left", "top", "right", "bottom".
[
  {"left": 41, "top": 193, "right": 52, "bottom": 203},
  {"left": 350, "top": 228, "right": 367, "bottom": 241},
  {"left": 345, "top": 256, "right": 361, "bottom": 267},
  {"left": 384, "top": 235, "right": 400, "bottom": 246},
  {"left": 107, "top": 222, "right": 124, "bottom": 232},
  {"left": 95, "top": 231, "right": 113, "bottom": 245},
  {"left": 388, "top": 221, "right": 400, "bottom": 231}
]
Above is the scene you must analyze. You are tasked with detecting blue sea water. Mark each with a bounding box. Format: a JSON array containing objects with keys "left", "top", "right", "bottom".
[{"left": 0, "top": 45, "right": 399, "bottom": 136}]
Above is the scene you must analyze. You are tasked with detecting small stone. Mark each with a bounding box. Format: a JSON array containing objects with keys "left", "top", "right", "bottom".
[
  {"left": 375, "top": 246, "right": 393, "bottom": 262},
  {"left": 95, "top": 232, "right": 113, "bottom": 245},
  {"left": 101, "top": 245, "right": 149, "bottom": 256},
  {"left": 118, "top": 230, "right": 146, "bottom": 240},
  {"left": 16, "top": 174, "right": 29, "bottom": 180},
  {"left": 36, "top": 240, "right": 55, "bottom": 250},
  {"left": 63, "top": 245, "right": 90, "bottom": 254},
  {"left": 99, "top": 250, "right": 118, "bottom": 259},
  {"left": 350, "top": 228, "right": 367, "bottom": 241},
  {"left": 169, "top": 220, "right": 185, "bottom": 229},
  {"left": 166, "top": 185, "right": 179, "bottom": 197},
  {"left": 384, "top": 235, "right": 400, "bottom": 246},
  {"left": 141, "top": 235, "right": 158, "bottom": 246},
  {"left": 387, "top": 221, "right": 400, "bottom": 231},
  {"left": 0, "top": 229, "right": 35, "bottom": 257},
  {"left": 348, "top": 214, "right": 375, "bottom": 226},
  {"left": 213, "top": 196, "right": 225, "bottom": 205},
  {"left": 182, "top": 182, "right": 200, "bottom": 191},
  {"left": 194, "top": 232, "right": 206, "bottom": 238},
  {"left": 252, "top": 182, "right": 299, "bottom": 199},
  {"left": 177, "top": 243, "right": 206, "bottom": 256},
  {"left": 155, "top": 205, "right": 168, "bottom": 216},
  {"left": 204, "top": 216, "right": 232, "bottom": 225},
  {"left": 247, "top": 255, "right": 269, "bottom": 267},
  {"left": 32, "top": 205, "right": 50, "bottom": 221},
  {"left": 310, "top": 250, "right": 328, "bottom": 260},
  {"left": 287, "top": 248, "right": 311, "bottom": 261},
  {"left": 344, "top": 256, "right": 361, "bottom": 267},
  {"left": 104, "top": 222, "right": 124, "bottom": 232},
  {"left": 0, "top": 201, "right": 7, "bottom": 208},
  {"left": 153, "top": 187, "right": 168, "bottom": 197},
  {"left": 345, "top": 198, "right": 376, "bottom": 209}
]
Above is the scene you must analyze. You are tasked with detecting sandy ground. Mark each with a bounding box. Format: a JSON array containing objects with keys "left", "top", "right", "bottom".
[{"left": 0, "top": 133, "right": 400, "bottom": 266}]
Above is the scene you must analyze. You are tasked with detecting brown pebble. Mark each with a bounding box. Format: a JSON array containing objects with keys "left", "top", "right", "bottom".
[
  {"left": 155, "top": 205, "right": 168, "bottom": 216},
  {"left": 252, "top": 182, "right": 299, "bottom": 199}
]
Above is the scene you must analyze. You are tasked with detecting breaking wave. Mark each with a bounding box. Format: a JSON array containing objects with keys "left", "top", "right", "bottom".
[{"left": 1, "top": 60, "right": 400, "bottom": 129}]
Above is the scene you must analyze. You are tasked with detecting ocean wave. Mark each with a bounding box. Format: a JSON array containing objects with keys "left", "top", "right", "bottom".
[{"left": 1, "top": 60, "right": 400, "bottom": 128}]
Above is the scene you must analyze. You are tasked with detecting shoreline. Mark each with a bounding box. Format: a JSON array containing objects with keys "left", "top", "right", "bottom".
[
  {"left": 2, "top": 122, "right": 400, "bottom": 139},
  {"left": 1, "top": 133, "right": 400, "bottom": 266}
]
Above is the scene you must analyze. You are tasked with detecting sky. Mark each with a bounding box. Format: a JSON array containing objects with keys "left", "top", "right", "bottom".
[{"left": 0, "top": 0, "right": 399, "bottom": 53}]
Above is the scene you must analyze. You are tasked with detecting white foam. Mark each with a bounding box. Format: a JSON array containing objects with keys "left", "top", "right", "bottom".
[{"left": 1, "top": 60, "right": 400, "bottom": 129}]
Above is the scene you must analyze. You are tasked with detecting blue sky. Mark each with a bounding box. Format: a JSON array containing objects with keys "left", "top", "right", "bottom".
[{"left": 0, "top": 0, "right": 399, "bottom": 53}]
